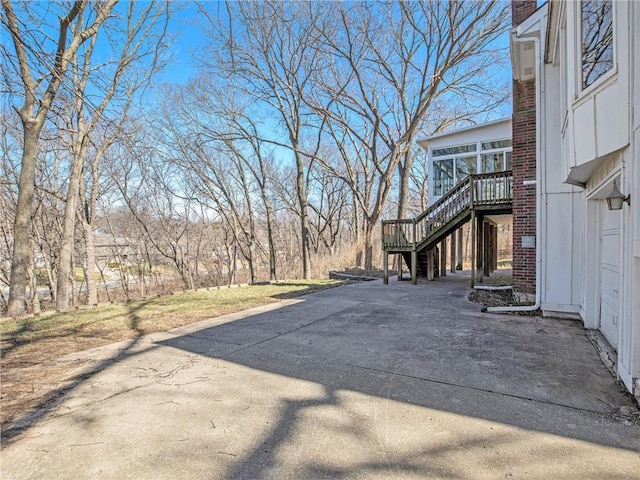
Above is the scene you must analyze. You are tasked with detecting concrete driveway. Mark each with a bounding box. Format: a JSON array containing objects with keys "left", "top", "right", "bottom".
[{"left": 1, "top": 275, "right": 639, "bottom": 479}]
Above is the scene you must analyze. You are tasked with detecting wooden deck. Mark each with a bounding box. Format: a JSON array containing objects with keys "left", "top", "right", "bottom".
[{"left": 382, "top": 171, "right": 513, "bottom": 284}]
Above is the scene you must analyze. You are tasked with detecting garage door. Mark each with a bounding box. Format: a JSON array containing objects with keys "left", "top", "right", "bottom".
[{"left": 599, "top": 200, "right": 620, "bottom": 348}]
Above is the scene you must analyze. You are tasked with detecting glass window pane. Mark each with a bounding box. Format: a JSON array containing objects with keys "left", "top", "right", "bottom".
[
  {"left": 481, "top": 139, "right": 512, "bottom": 150},
  {"left": 582, "top": 0, "right": 613, "bottom": 89},
  {"left": 433, "top": 159, "right": 454, "bottom": 196},
  {"left": 506, "top": 151, "right": 512, "bottom": 170},
  {"left": 481, "top": 153, "right": 504, "bottom": 173},
  {"left": 456, "top": 156, "right": 477, "bottom": 182},
  {"left": 432, "top": 144, "right": 476, "bottom": 157}
]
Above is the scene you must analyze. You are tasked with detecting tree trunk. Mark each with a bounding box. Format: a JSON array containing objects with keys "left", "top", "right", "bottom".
[
  {"left": 70, "top": 252, "right": 78, "bottom": 307},
  {"left": 83, "top": 220, "right": 98, "bottom": 305},
  {"left": 7, "top": 125, "right": 41, "bottom": 317},
  {"left": 231, "top": 244, "right": 237, "bottom": 284},
  {"left": 28, "top": 244, "right": 40, "bottom": 315},
  {"left": 244, "top": 182, "right": 257, "bottom": 284},
  {"left": 264, "top": 197, "right": 277, "bottom": 281},
  {"left": 294, "top": 152, "right": 312, "bottom": 279},
  {"left": 396, "top": 146, "right": 415, "bottom": 219},
  {"left": 363, "top": 224, "right": 375, "bottom": 271},
  {"left": 56, "top": 151, "right": 85, "bottom": 311}
]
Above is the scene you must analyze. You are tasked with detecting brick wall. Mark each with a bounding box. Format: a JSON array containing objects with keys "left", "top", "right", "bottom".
[
  {"left": 512, "top": 0, "right": 537, "bottom": 26},
  {"left": 512, "top": 0, "right": 538, "bottom": 296}
]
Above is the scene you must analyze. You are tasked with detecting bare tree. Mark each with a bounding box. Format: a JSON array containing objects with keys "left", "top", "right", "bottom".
[
  {"left": 307, "top": 168, "right": 350, "bottom": 256},
  {"left": 408, "top": 147, "right": 430, "bottom": 215},
  {"left": 1, "top": 0, "right": 117, "bottom": 316},
  {"left": 0, "top": 118, "right": 19, "bottom": 307},
  {"left": 307, "top": 1, "right": 509, "bottom": 268},
  {"left": 53, "top": 1, "right": 171, "bottom": 311},
  {"left": 168, "top": 77, "right": 280, "bottom": 280},
  {"left": 199, "top": 0, "right": 332, "bottom": 279},
  {"left": 108, "top": 137, "right": 199, "bottom": 292},
  {"left": 181, "top": 138, "right": 261, "bottom": 284}
]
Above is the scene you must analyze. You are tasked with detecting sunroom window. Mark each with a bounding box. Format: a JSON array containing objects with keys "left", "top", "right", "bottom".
[
  {"left": 433, "top": 159, "right": 454, "bottom": 196},
  {"left": 430, "top": 137, "right": 511, "bottom": 198},
  {"left": 481, "top": 152, "right": 505, "bottom": 173},
  {"left": 581, "top": 0, "right": 613, "bottom": 90},
  {"left": 455, "top": 156, "right": 477, "bottom": 182},
  {"left": 432, "top": 144, "right": 476, "bottom": 157}
]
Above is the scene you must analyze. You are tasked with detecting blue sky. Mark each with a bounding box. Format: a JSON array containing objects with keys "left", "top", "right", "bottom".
[
  {"left": 154, "top": 1, "right": 205, "bottom": 85},
  {"left": 154, "top": 0, "right": 514, "bottom": 120}
]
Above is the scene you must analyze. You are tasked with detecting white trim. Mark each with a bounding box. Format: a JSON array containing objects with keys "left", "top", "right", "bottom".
[{"left": 419, "top": 118, "right": 511, "bottom": 144}]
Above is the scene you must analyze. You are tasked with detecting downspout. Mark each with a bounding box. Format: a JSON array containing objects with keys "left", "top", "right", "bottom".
[{"left": 484, "top": 32, "right": 542, "bottom": 313}]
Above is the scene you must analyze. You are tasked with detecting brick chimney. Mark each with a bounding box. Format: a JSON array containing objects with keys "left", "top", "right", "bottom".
[
  {"left": 512, "top": 0, "right": 537, "bottom": 25},
  {"left": 511, "top": 0, "right": 538, "bottom": 299}
]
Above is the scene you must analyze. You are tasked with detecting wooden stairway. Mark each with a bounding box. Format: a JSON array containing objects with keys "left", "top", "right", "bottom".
[
  {"left": 401, "top": 251, "right": 429, "bottom": 277},
  {"left": 382, "top": 171, "right": 513, "bottom": 284}
]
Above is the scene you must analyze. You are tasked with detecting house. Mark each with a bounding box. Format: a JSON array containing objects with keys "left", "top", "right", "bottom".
[
  {"left": 382, "top": 0, "right": 639, "bottom": 401},
  {"left": 93, "top": 232, "right": 138, "bottom": 268},
  {"left": 510, "top": 0, "right": 639, "bottom": 400}
]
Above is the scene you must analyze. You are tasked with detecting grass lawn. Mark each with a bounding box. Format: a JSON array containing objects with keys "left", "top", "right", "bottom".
[{"left": 0, "top": 279, "right": 342, "bottom": 440}]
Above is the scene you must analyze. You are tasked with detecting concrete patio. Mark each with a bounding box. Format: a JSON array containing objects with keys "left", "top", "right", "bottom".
[{"left": 1, "top": 274, "right": 638, "bottom": 479}]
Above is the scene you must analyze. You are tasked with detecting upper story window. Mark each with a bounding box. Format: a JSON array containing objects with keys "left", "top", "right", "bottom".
[
  {"left": 581, "top": 0, "right": 613, "bottom": 90},
  {"left": 430, "top": 138, "right": 511, "bottom": 197},
  {"left": 481, "top": 140, "right": 511, "bottom": 150},
  {"left": 431, "top": 144, "right": 476, "bottom": 157}
]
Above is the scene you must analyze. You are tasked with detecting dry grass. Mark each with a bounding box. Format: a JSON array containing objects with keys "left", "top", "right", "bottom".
[{"left": 0, "top": 280, "right": 341, "bottom": 440}]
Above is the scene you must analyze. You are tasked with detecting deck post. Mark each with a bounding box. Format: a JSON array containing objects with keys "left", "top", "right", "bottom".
[
  {"left": 450, "top": 231, "right": 456, "bottom": 273},
  {"left": 483, "top": 222, "right": 491, "bottom": 277},
  {"left": 492, "top": 224, "right": 498, "bottom": 271},
  {"left": 440, "top": 238, "right": 447, "bottom": 277},
  {"left": 470, "top": 210, "right": 476, "bottom": 288},
  {"left": 476, "top": 216, "right": 484, "bottom": 283},
  {"left": 457, "top": 227, "right": 463, "bottom": 270},
  {"left": 381, "top": 221, "right": 387, "bottom": 284},
  {"left": 411, "top": 249, "right": 417, "bottom": 285},
  {"left": 383, "top": 250, "right": 388, "bottom": 284},
  {"left": 470, "top": 177, "right": 476, "bottom": 288},
  {"left": 411, "top": 221, "right": 417, "bottom": 284},
  {"left": 426, "top": 249, "right": 434, "bottom": 281}
]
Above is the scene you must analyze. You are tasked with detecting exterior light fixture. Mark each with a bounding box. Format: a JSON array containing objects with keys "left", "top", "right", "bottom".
[{"left": 606, "top": 181, "right": 631, "bottom": 211}]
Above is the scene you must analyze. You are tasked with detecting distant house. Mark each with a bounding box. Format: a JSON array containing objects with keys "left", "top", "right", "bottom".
[{"left": 93, "top": 232, "right": 137, "bottom": 268}]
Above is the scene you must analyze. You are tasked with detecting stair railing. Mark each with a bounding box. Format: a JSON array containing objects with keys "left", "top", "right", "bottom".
[{"left": 382, "top": 171, "right": 512, "bottom": 251}]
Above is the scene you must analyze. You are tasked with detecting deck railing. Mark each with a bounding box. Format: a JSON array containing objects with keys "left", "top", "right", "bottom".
[{"left": 382, "top": 171, "right": 512, "bottom": 251}]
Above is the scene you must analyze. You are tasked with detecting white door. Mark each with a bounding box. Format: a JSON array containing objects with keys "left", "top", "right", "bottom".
[{"left": 599, "top": 201, "right": 620, "bottom": 348}]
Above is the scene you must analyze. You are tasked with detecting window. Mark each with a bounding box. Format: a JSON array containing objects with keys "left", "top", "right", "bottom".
[
  {"left": 482, "top": 153, "right": 505, "bottom": 173},
  {"left": 455, "top": 156, "right": 477, "bottom": 181},
  {"left": 581, "top": 0, "right": 613, "bottom": 90},
  {"left": 432, "top": 144, "right": 476, "bottom": 157},
  {"left": 430, "top": 136, "right": 511, "bottom": 198},
  {"left": 433, "top": 159, "right": 454, "bottom": 196},
  {"left": 481, "top": 139, "right": 511, "bottom": 150}
]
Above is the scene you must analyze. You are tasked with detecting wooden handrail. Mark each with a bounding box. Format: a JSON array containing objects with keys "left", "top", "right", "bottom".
[{"left": 382, "top": 171, "right": 512, "bottom": 251}]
